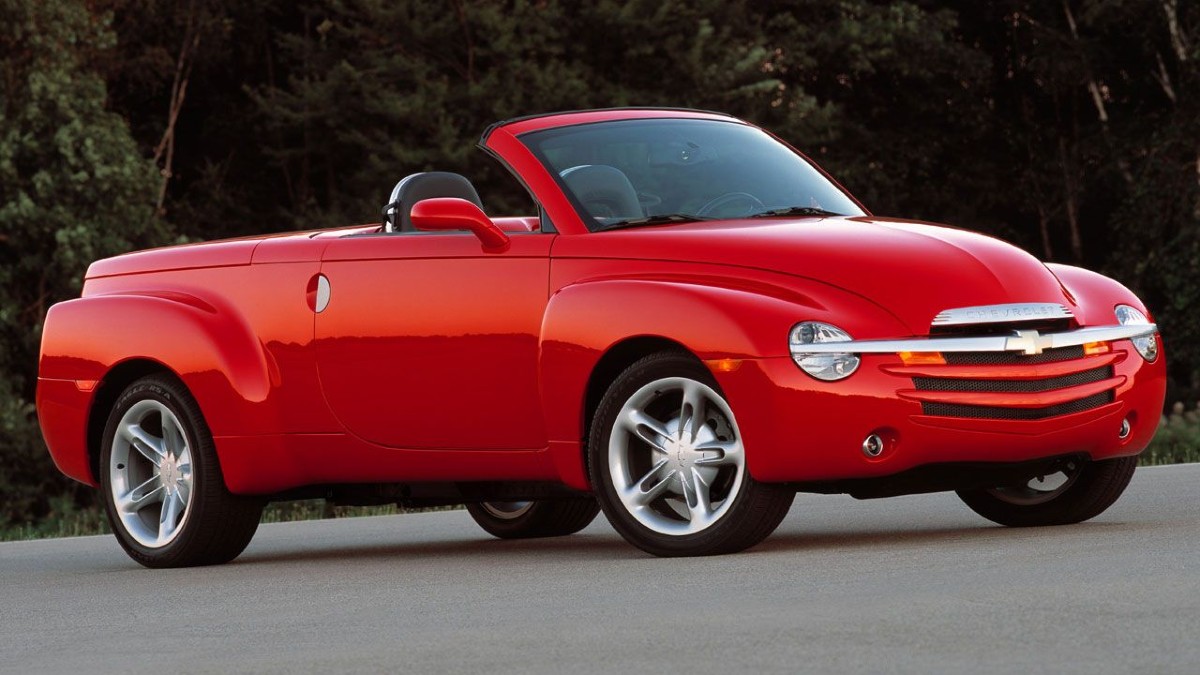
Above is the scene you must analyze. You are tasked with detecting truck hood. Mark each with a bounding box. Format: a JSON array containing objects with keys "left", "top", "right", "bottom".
[{"left": 555, "top": 216, "right": 1076, "bottom": 334}]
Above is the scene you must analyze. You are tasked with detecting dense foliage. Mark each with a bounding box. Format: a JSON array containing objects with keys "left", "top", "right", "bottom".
[
  {"left": 0, "top": 0, "right": 171, "bottom": 523},
  {"left": 1, "top": 0, "right": 1197, "bottom": 527}
]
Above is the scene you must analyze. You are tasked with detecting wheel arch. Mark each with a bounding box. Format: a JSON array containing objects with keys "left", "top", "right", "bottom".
[
  {"left": 38, "top": 292, "right": 279, "bottom": 488},
  {"left": 581, "top": 336, "right": 695, "bottom": 454},
  {"left": 85, "top": 358, "right": 179, "bottom": 487},
  {"left": 538, "top": 278, "right": 806, "bottom": 489}
]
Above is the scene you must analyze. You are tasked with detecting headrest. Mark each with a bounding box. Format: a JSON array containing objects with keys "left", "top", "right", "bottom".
[
  {"left": 560, "top": 165, "right": 643, "bottom": 221},
  {"left": 384, "top": 172, "right": 484, "bottom": 232}
]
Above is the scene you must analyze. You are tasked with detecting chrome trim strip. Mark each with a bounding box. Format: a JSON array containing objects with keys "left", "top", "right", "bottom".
[
  {"left": 931, "top": 303, "right": 1074, "bottom": 326},
  {"left": 789, "top": 324, "right": 1158, "bottom": 355}
]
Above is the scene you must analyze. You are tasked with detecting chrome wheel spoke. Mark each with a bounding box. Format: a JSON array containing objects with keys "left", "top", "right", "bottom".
[
  {"left": 121, "top": 423, "right": 166, "bottom": 466},
  {"left": 162, "top": 420, "right": 186, "bottom": 459},
  {"left": 622, "top": 410, "right": 671, "bottom": 453},
  {"left": 693, "top": 439, "right": 743, "bottom": 467},
  {"left": 175, "top": 468, "right": 192, "bottom": 506},
  {"left": 626, "top": 460, "right": 675, "bottom": 505},
  {"left": 118, "top": 476, "right": 164, "bottom": 514},
  {"left": 682, "top": 467, "right": 715, "bottom": 526},
  {"left": 678, "top": 381, "right": 706, "bottom": 443},
  {"left": 158, "top": 491, "right": 184, "bottom": 544},
  {"left": 177, "top": 445, "right": 193, "bottom": 481}
]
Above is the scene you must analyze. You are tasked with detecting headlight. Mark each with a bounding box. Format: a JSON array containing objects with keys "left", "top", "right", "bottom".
[
  {"left": 1114, "top": 304, "right": 1158, "bottom": 361},
  {"left": 790, "top": 322, "right": 861, "bottom": 381}
]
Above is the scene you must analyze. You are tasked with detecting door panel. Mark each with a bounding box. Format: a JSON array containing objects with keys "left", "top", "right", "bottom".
[{"left": 315, "top": 232, "right": 553, "bottom": 450}]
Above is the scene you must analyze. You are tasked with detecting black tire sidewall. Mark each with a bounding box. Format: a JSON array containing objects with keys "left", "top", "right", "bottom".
[
  {"left": 466, "top": 499, "right": 600, "bottom": 539},
  {"left": 957, "top": 456, "right": 1138, "bottom": 527}
]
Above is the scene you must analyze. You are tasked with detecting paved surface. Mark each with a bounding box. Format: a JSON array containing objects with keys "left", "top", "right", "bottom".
[{"left": 2, "top": 464, "right": 1198, "bottom": 675}]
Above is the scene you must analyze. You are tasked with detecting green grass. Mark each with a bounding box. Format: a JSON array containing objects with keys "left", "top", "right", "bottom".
[
  {"left": 5, "top": 403, "right": 1199, "bottom": 542},
  {"left": 0, "top": 496, "right": 112, "bottom": 541},
  {"left": 0, "top": 498, "right": 459, "bottom": 543},
  {"left": 258, "top": 500, "right": 460, "bottom": 525},
  {"left": 1140, "top": 402, "right": 1200, "bottom": 466}
]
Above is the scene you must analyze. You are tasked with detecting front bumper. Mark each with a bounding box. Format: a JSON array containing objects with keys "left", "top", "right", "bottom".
[{"left": 716, "top": 337, "right": 1167, "bottom": 484}]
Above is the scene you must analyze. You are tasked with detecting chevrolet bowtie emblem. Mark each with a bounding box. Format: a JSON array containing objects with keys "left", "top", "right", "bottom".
[{"left": 1006, "top": 330, "right": 1055, "bottom": 355}]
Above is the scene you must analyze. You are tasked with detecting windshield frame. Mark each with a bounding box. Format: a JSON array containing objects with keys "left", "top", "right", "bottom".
[{"left": 516, "top": 117, "right": 868, "bottom": 232}]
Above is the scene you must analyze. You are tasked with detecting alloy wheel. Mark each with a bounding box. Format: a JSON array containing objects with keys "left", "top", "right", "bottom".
[
  {"left": 607, "top": 376, "right": 746, "bottom": 535},
  {"left": 108, "top": 399, "right": 194, "bottom": 548}
]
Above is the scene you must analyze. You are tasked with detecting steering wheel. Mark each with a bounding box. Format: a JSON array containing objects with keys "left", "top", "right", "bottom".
[{"left": 696, "top": 192, "right": 766, "bottom": 218}]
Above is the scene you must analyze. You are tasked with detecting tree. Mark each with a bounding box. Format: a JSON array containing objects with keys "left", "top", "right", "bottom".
[
  {"left": 0, "top": 0, "right": 170, "bottom": 523},
  {"left": 246, "top": 0, "right": 798, "bottom": 225}
]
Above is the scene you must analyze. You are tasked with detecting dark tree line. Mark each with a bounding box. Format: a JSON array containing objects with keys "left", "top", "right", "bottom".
[{"left": 1, "top": 0, "right": 1197, "bottom": 525}]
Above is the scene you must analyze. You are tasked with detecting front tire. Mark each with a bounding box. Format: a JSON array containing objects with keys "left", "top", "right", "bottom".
[
  {"left": 466, "top": 499, "right": 600, "bottom": 539},
  {"left": 957, "top": 456, "right": 1137, "bottom": 527},
  {"left": 99, "top": 374, "right": 263, "bottom": 568},
  {"left": 588, "top": 352, "right": 795, "bottom": 557}
]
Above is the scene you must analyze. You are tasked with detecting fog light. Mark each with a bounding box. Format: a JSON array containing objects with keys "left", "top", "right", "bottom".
[
  {"left": 1119, "top": 418, "right": 1131, "bottom": 439},
  {"left": 862, "top": 434, "right": 885, "bottom": 457}
]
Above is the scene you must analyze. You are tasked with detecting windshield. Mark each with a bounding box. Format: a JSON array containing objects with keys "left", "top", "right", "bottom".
[{"left": 519, "top": 118, "right": 865, "bottom": 230}]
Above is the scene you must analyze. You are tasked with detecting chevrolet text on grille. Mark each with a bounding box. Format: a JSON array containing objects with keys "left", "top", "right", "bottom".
[{"left": 931, "top": 302, "right": 1075, "bottom": 326}]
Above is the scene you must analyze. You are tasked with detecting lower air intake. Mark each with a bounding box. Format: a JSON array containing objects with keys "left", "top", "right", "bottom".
[{"left": 921, "top": 391, "right": 1114, "bottom": 420}]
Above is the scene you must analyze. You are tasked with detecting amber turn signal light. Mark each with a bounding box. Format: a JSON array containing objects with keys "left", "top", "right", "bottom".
[
  {"left": 899, "top": 352, "right": 946, "bottom": 365},
  {"left": 705, "top": 358, "right": 743, "bottom": 373},
  {"left": 1082, "top": 341, "right": 1111, "bottom": 356}
]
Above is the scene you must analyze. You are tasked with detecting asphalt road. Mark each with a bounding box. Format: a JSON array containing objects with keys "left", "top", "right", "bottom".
[{"left": 3, "top": 464, "right": 1198, "bottom": 675}]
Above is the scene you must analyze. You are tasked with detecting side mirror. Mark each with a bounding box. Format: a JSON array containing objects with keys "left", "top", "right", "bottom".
[{"left": 410, "top": 198, "right": 510, "bottom": 252}]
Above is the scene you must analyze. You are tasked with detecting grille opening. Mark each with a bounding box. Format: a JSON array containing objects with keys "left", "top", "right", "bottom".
[
  {"left": 910, "top": 341, "right": 1116, "bottom": 420},
  {"left": 913, "top": 365, "right": 1111, "bottom": 393},
  {"left": 921, "top": 391, "right": 1114, "bottom": 420},
  {"left": 944, "top": 345, "right": 1084, "bottom": 366}
]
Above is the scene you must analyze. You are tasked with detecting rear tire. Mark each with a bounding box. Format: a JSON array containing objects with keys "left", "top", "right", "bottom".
[
  {"left": 466, "top": 499, "right": 600, "bottom": 539},
  {"left": 99, "top": 374, "right": 263, "bottom": 568},
  {"left": 588, "top": 351, "right": 794, "bottom": 557},
  {"left": 957, "top": 456, "right": 1137, "bottom": 527}
]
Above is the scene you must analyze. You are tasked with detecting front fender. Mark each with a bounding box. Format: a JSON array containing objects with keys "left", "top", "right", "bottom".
[
  {"left": 538, "top": 276, "right": 905, "bottom": 487},
  {"left": 38, "top": 292, "right": 278, "bottom": 484}
]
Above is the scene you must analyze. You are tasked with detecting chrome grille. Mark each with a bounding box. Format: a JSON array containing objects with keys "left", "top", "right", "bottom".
[{"left": 895, "top": 332, "right": 1119, "bottom": 421}]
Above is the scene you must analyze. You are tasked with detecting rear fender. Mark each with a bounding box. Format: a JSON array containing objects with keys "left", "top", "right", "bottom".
[{"left": 38, "top": 292, "right": 277, "bottom": 485}]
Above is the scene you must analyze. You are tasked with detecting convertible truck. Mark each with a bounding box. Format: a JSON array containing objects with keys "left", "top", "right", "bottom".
[{"left": 36, "top": 108, "right": 1166, "bottom": 567}]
